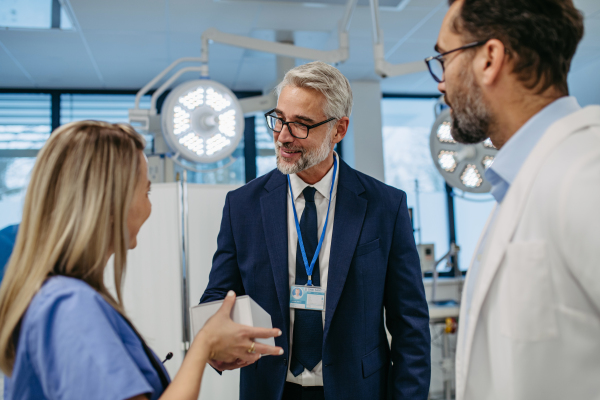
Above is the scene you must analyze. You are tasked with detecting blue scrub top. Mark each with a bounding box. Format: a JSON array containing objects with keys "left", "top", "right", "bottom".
[{"left": 4, "top": 276, "right": 170, "bottom": 400}]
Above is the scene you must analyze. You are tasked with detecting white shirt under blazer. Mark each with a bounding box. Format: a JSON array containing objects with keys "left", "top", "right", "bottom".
[
  {"left": 456, "top": 105, "right": 600, "bottom": 400},
  {"left": 285, "top": 152, "right": 339, "bottom": 386}
]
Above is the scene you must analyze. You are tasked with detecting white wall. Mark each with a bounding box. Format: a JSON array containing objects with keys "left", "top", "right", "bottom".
[{"left": 342, "top": 81, "right": 385, "bottom": 182}]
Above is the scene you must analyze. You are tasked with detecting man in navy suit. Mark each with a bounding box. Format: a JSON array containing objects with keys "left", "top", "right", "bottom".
[{"left": 201, "top": 61, "right": 430, "bottom": 400}]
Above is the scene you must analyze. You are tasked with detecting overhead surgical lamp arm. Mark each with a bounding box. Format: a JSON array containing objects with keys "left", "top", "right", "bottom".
[
  {"left": 202, "top": 28, "right": 349, "bottom": 64},
  {"left": 133, "top": 58, "right": 208, "bottom": 110},
  {"left": 200, "top": 0, "right": 357, "bottom": 72},
  {"left": 368, "top": 0, "right": 427, "bottom": 78},
  {"left": 150, "top": 66, "right": 206, "bottom": 115}
]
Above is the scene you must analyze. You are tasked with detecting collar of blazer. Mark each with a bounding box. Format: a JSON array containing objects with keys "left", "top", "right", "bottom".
[
  {"left": 456, "top": 105, "right": 600, "bottom": 396},
  {"left": 260, "top": 158, "right": 367, "bottom": 345}
]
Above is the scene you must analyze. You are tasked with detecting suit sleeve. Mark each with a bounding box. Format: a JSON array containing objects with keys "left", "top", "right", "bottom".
[
  {"left": 384, "top": 192, "right": 431, "bottom": 400},
  {"left": 200, "top": 192, "right": 246, "bottom": 304}
]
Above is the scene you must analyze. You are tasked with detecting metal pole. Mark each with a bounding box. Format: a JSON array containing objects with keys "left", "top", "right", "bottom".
[
  {"left": 369, "top": 0, "right": 382, "bottom": 45},
  {"left": 443, "top": 331, "right": 451, "bottom": 400},
  {"left": 178, "top": 171, "right": 191, "bottom": 354},
  {"left": 445, "top": 183, "right": 459, "bottom": 274},
  {"left": 415, "top": 179, "right": 422, "bottom": 245}
]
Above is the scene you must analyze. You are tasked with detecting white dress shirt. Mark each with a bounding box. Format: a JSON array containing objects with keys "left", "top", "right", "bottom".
[{"left": 285, "top": 152, "right": 340, "bottom": 386}]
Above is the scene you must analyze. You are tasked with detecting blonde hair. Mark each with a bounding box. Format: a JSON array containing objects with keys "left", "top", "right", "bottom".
[
  {"left": 275, "top": 61, "right": 353, "bottom": 119},
  {"left": 0, "top": 120, "right": 145, "bottom": 375}
]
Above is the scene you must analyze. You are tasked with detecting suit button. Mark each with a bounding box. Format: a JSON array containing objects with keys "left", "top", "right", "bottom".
[{"left": 283, "top": 358, "right": 288, "bottom": 366}]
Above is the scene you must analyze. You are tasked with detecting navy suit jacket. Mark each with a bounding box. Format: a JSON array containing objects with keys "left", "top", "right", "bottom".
[{"left": 200, "top": 159, "right": 430, "bottom": 400}]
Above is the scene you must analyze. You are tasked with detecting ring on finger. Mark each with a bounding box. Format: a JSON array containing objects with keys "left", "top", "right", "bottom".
[{"left": 247, "top": 342, "right": 256, "bottom": 354}]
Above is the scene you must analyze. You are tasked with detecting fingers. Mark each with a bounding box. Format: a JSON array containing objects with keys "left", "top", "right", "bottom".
[
  {"left": 208, "top": 359, "right": 224, "bottom": 372},
  {"left": 221, "top": 362, "right": 249, "bottom": 370},
  {"left": 216, "top": 290, "right": 236, "bottom": 316},
  {"left": 236, "top": 351, "right": 261, "bottom": 364},
  {"left": 246, "top": 327, "right": 283, "bottom": 339},
  {"left": 215, "top": 360, "right": 250, "bottom": 371},
  {"left": 253, "top": 342, "right": 284, "bottom": 356}
]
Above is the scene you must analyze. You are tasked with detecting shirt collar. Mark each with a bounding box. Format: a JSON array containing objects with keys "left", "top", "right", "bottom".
[
  {"left": 289, "top": 152, "right": 339, "bottom": 201},
  {"left": 485, "top": 96, "right": 581, "bottom": 202}
]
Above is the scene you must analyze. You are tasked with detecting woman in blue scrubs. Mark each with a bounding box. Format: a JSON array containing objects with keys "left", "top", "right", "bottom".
[{"left": 0, "top": 121, "right": 282, "bottom": 400}]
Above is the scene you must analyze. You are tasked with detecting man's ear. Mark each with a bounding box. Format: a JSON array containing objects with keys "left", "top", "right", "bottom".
[
  {"left": 474, "top": 39, "right": 507, "bottom": 87},
  {"left": 332, "top": 116, "right": 350, "bottom": 144}
]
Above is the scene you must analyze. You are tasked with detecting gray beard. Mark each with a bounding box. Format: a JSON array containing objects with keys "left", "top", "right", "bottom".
[
  {"left": 449, "top": 66, "right": 494, "bottom": 144},
  {"left": 275, "top": 128, "right": 333, "bottom": 175}
]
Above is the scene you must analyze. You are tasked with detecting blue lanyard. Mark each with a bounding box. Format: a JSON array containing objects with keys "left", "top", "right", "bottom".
[{"left": 287, "top": 156, "right": 337, "bottom": 286}]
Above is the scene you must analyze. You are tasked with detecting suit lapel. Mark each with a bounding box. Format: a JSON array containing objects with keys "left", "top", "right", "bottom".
[
  {"left": 457, "top": 106, "right": 600, "bottom": 397},
  {"left": 260, "top": 171, "right": 291, "bottom": 338},
  {"left": 324, "top": 161, "right": 367, "bottom": 341}
]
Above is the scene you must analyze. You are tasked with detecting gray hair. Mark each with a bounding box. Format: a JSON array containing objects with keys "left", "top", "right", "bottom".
[{"left": 275, "top": 61, "right": 353, "bottom": 119}]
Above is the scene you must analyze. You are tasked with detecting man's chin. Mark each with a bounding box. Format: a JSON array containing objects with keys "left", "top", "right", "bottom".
[
  {"left": 276, "top": 158, "right": 301, "bottom": 175},
  {"left": 444, "top": 94, "right": 452, "bottom": 109}
]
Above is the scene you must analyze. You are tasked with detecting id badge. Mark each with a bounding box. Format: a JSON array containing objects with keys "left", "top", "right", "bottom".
[{"left": 289, "top": 285, "right": 326, "bottom": 311}]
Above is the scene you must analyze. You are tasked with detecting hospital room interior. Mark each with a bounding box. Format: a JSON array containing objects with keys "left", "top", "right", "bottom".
[{"left": 0, "top": 0, "right": 599, "bottom": 399}]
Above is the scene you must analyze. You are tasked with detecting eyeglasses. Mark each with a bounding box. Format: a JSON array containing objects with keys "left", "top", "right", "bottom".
[
  {"left": 424, "top": 40, "right": 488, "bottom": 83},
  {"left": 264, "top": 109, "right": 336, "bottom": 139}
]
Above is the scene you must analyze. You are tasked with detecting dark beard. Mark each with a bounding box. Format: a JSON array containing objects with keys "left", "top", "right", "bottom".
[{"left": 448, "top": 66, "right": 493, "bottom": 144}]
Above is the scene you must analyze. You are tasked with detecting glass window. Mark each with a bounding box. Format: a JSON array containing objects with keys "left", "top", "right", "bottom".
[
  {"left": 60, "top": 94, "right": 151, "bottom": 125},
  {"left": 0, "top": 157, "right": 36, "bottom": 229},
  {"left": 0, "top": 93, "right": 51, "bottom": 231},
  {"left": 0, "top": 93, "right": 51, "bottom": 150},
  {"left": 382, "top": 98, "right": 450, "bottom": 267},
  {"left": 453, "top": 191, "right": 495, "bottom": 270},
  {"left": 255, "top": 114, "right": 276, "bottom": 177},
  {"left": 60, "top": 94, "right": 153, "bottom": 150}
]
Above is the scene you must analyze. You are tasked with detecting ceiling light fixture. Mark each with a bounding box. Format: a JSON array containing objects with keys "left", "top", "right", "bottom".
[{"left": 161, "top": 80, "right": 244, "bottom": 164}]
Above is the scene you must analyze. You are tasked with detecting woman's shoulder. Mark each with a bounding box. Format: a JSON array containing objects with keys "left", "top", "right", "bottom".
[
  {"left": 24, "top": 276, "right": 119, "bottom": 334},
  {"left": 31, "top": 276, "right": 106, "bottom": 309}
]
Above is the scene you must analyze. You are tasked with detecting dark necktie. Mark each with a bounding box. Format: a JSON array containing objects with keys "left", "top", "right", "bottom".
[{"left": 290, "top": 186, "right": 324, "bottom": 376}]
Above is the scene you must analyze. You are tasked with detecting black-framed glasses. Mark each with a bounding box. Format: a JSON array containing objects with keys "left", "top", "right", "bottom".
[
  {"left": 264, "top": 109, "right": 336, "bottom": 139},
  {"left": 424, "top": 40, "right": 488, "bottom": 83}
]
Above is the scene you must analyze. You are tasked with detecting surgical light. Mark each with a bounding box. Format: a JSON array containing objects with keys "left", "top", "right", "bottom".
[
  {"left": 161, "top": 80, "right": 244, "bottom": 164},
  {"left": 437, "top": 121, "right": 456, "bottom": 143},
  {"left": 429, "top": 107, "right": 498, "bottom": 193},
  {"left": 460, "top": 164, "right": 483, "bottom": 188},
  {"left": 483, "top": 138, "right": 495, "bottom": 148},
  {"left": 438, "top": 151, "right": 457, "bottom": 172},
  {"left": 482, "top": 155, "right": 494, "bottom": 170}
]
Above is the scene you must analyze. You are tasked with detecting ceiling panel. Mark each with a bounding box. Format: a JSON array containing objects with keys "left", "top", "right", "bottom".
[
  {"left": 69, "top": 0, "right": 166, "bottom": 32},
  {"left": 0, "top": 0, "right": 597, "bottom": 103},
  {"left": 230, "top": 57, "right": 277, "bottom": 91},
  {"left": 381, "top": 70, "right": 438, "bottom": 93},
  {"left": 168, "top": 0, "right": 264, "bottom": 33},
  {"left": 84, "top": 30, "right": 169, "bottom": 88},
  {"left": 0, "top": 41, "right": 35, "bottom": 87},
  {"left": 386, "top": 38, "right": 435, "bottom": 64},
  {"left": 0, "top": 30, "right": 101, "bottom": 87}
]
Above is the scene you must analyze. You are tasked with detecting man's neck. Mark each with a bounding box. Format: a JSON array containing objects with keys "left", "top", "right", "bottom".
[
  {"left": 297, "top": 151, "right": 335, "bottom": 185},
  {"left": 489, "top": 88, "right": 564, "bottom": 149}
]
